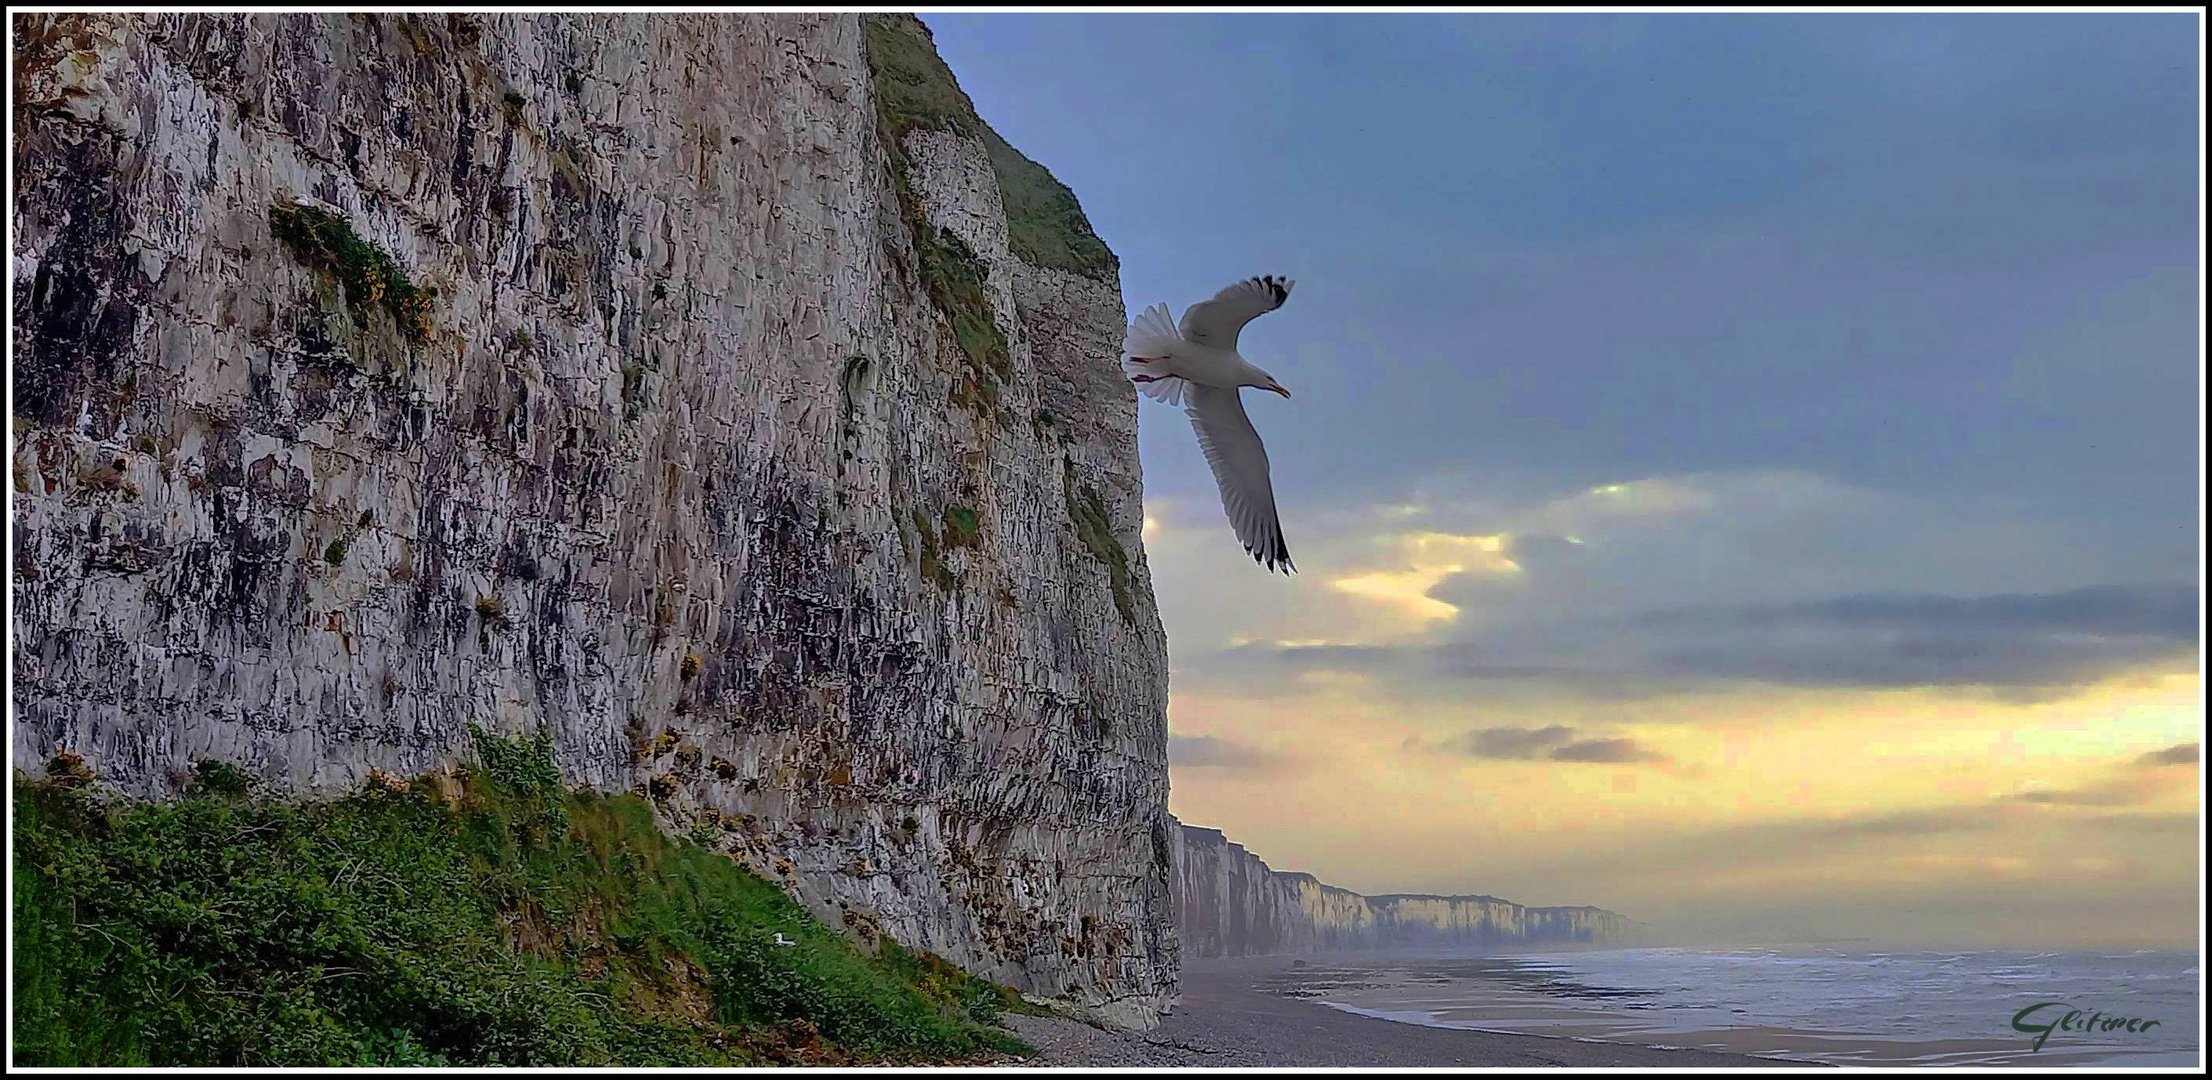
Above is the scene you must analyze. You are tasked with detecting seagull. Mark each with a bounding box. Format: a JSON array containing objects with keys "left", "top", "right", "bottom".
[
  {"left": 771, "top": 932, "right": 797, "bottom": 948},
  {"left": 1121, "top": 275, "right": 1298, "bottom": 573}
]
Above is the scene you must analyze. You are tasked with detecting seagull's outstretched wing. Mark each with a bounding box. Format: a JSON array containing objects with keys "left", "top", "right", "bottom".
[
  {"left": 1184, "top": 384, "right": 1293, "bottom": 573},
  {"left": 1179, "top": 275, "right": 1295, "bottom": 351}
]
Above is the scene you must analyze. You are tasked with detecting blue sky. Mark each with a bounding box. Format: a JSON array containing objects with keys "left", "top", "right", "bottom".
[
  {"left": 923, "top": 12, "right": 2200, "bottom": 946},
  {"left": 930, "top": 12, "right": 2197, "bottom": 546}
]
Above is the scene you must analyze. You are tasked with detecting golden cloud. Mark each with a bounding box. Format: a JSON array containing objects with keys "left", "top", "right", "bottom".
[{"left": 1329, "top": 530, "right": 1521, "bottom": 625}]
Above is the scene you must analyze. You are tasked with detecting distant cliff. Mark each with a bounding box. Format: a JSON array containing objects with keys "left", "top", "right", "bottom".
[{"left": 1170, "top": 822, "right": 1637, "bottom": 957}]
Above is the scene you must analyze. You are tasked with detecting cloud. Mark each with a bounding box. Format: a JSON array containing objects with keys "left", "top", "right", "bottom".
[
  {"left": 1628, "top": 582, "right": 2198, "bottom": 688},
  {"left": 1169, "top": 470, "right": 2195, "bottom": 701},
  {"left": 1422, "top": 724, "right": 1678, "bottom": 769},
  {"left": 2090, "top": 812, "right": 2198, "bottom": 835},
  {"left": 1805, "top": 806, "right": 2005, "bottom": 839},
  {"left": 1329, "top": 531, "right": 1523, "bottom": 624},
  {"left": 1639, "top": 614, "right": 2195, "bottom": 691},
  {"left": 1646, "top": 583, "right": 2197, "bottom": 639},
  {"left": 1222, "top": 641, "right": 1391, "bottom": 671},
  {"left": 1220, "top": 579, "right": 2197, "bottom": 694},
  {"left": 2005, "top": 745, "right": 2201, "bottom": 808},
  {"left": 2135, "top": 742, "right": 2200, "bottom": 768},
  {"left": 2011, "top": 786, "right": 2141, "bottom": 808},
  {"left": 1455, "top": 724, "right": 1577, "bottom": 759},
  {"left": 1549, "top": 737, "right": 1673, "bottom": 765},
  {"left": 1245, "top": 470, "right": 2194, "bottom": 696},
  {"left": 1502, "top": 802, "right": 2014, "bottom": 888},
  {"left": 1168, "top": 735, "right": 1288, "bottom": 771}
]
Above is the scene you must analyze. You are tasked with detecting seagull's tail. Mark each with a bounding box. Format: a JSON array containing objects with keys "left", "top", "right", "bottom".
[
  {"left": 1122, "top": 303, "right": 1188, "bottom": 405},
  {"left": 1121, "top": 302, "right": 1182, "bottom": 356}
]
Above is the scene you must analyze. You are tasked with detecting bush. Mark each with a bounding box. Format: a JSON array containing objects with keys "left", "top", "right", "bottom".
[{"left": 185, "top": 759, "right": 254, "bottom": 799}]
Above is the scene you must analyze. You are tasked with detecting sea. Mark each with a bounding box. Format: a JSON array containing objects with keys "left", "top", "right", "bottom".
[{"left": 1265, "top": 946, "right": 2201, "bottom": 1067}]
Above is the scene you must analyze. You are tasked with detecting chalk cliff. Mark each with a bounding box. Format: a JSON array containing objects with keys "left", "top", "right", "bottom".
[
  {"left": 1171, "top": 823, "right": 1636, "bottom": 957},
  {"left": 11, "top": 12, "right": 1177, "bottom": 1027}
]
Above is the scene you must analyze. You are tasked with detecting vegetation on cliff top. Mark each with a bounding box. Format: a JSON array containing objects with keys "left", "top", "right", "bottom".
[
  {"left": 861, "top": 14, "right": 1014, "bottom": 407},
  {"left": 11, "top": 732, "right": 1036, "bottom": 1067},
  {"left": 861, "top": 13, "right": 1118, "bottom": 283}
]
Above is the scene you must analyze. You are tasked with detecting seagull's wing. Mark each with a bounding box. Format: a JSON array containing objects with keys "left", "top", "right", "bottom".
[
  {"left": 1178, "top": 275, "right": 1295, "bottom": 351},
  {"left": 1184, "top": 384, "right": 1293, "bottom": 573}
]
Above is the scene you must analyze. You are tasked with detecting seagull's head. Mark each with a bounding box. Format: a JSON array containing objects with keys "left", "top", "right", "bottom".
[{"left": 1246, "top": 368, "right": 1292, "bottom": 399}]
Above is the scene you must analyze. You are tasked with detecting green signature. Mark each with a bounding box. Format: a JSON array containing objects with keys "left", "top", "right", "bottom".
[{"left": 2011, "top": 1002, "right": 2163, "bottom": 1052}]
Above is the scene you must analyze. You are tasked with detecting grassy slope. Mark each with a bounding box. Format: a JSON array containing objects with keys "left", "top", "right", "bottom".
[{"left": 11, "top": 732, "right": 1040, "bottom": 1067}]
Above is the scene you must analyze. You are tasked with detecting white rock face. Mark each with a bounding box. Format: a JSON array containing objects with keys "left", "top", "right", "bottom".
[
  {"left": 1171, "top": 822, "right": 1636, "bottom": 956},
  {"left": 11, "top": 12, "right": 1179, "bottom": 1028}
]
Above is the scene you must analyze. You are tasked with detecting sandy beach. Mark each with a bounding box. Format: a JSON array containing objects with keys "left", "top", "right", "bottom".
[{"left": 1003, "top": 956, "right": 1811, "bottom": 1068}]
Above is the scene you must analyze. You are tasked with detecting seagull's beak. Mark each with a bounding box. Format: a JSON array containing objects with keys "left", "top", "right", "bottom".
[{"left": 1271, "top": 385, "right": 1292, "bottom": 398}]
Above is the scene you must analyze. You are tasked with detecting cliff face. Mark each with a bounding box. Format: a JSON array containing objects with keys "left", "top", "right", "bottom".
[
  {"left": 11, "top": 12, "right": 1177, "bottom": 1027},
  {"left": 1171, "top": 823, "right": 1635, "bottom": 957}
]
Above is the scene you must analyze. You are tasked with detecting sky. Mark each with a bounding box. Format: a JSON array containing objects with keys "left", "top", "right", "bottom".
[{"left": 925, "top": 12, "right": 2203, "bottom": 949}]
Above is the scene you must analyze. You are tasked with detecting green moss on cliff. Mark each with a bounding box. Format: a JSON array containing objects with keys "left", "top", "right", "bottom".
[
  {"left": 1065, "top": 463, "right": 1135, "bottom": 626},
  {"left": 11, "top": 735, "right": 1032, "bottom": 1066},
  {"left": 941, "top": 505, "right": 981, "bottom": 548},
  {"left": 923, "top": 225, "right": 1013, "bottom": 389},
  {"left": 269, "top": 204, "right": 432, "bottom": 342},
  {"left": 908, "top": 507, "right": 959, "bottom": 592}
]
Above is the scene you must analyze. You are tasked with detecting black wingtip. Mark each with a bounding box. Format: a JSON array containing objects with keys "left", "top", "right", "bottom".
[{"left": 1249, "top": 543, "right": 1296, "bottom": 575}]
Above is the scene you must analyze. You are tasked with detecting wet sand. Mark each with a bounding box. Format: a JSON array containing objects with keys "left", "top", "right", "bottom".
[{"left": 1003, "top": 956, "right": 1817, "bottom": 1068}]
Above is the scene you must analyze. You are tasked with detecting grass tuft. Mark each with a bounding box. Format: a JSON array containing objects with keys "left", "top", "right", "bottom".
[{"left": 269, "top": 204, "right": 432, "bottom": 341}]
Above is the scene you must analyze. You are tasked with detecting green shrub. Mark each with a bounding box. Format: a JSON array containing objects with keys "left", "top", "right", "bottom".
[{"left": 185, "top": 759, "right": 254, "bottom": 799}]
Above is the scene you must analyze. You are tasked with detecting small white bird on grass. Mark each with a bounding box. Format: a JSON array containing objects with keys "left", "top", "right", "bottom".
[
  {"left": 1122, "top": 275, "right": 1298, "bottom": 573},
  {"left": 771, "top": 932, "right": 797, "bottom": 948}
]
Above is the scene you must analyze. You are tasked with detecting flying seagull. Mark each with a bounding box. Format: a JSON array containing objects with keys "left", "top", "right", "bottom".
[{"left": 1121, "top": 275, "right": 1297, "bottom": 573}]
